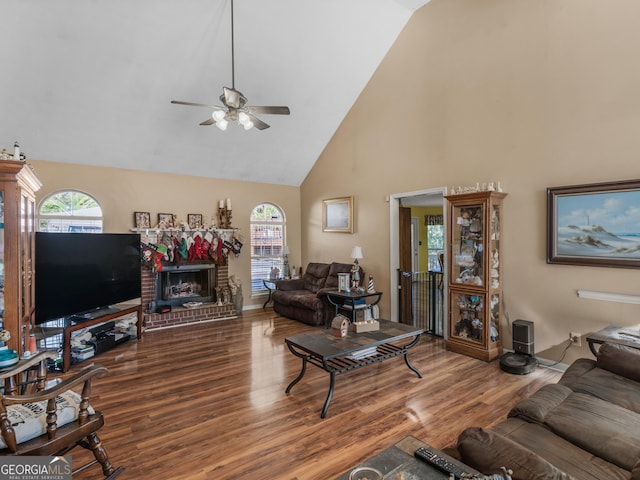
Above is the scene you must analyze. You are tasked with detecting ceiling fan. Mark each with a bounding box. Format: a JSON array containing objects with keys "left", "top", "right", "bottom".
[{"left": 171, "top": 0, "right": 290, "bottom": 130}]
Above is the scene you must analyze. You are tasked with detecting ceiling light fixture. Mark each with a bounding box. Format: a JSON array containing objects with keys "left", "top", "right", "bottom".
[{"left": 170, "top": 0, "right": 290, "bottom": 130}]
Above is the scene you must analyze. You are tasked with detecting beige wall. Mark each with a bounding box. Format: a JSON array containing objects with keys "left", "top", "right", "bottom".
[
  {"left": 29, "top": 160, "right": 301, "bottom": 309},
  {"left": 302, "top": 0, "right": 640, "bottom": 364}
]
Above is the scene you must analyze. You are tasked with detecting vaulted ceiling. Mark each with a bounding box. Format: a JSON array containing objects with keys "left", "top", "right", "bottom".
[{"left": 2, "top": 0, "right": 430, "bottom": 186}]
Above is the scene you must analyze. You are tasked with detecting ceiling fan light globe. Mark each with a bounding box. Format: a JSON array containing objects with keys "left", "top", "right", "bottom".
[
  {"left": 238, "top": 111, "right": 250, "bottom": 124},
  {"left": 212, "top": 110, "right": 226, "bottom": 122},
  {"left": 216, "top": 119, "right": 228, "bottom": 131},
  {"left": 243, "top": 121, "right": 254, "bottom": 130}
]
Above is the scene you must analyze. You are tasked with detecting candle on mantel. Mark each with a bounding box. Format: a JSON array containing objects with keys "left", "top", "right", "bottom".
[
  {"left": 226, "top": 198, "right": 232, "bottom": 210},
  {"left": 219, "top": 200, "right": 224, "bottom": 208}
]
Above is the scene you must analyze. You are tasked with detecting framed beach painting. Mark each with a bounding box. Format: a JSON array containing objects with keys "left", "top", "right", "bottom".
[{"left": 547, "top": 179, "right": 640, "bottom": 268}]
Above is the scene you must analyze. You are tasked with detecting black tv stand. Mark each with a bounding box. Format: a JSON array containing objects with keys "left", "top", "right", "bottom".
[
  {"left": 49, "top": 304, "right": 142, "bottom": 372},
  {"left": 69, "top": 306, "right": 121, "bottom": 322}
]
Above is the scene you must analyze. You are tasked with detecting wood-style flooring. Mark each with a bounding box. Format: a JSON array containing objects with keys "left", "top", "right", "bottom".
[{"left": 62, "top": 308, "right": 561, "bottom": 480}]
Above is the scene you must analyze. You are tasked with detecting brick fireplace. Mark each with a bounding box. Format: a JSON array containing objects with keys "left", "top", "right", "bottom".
[{"left": 141, "top": 263, "right": 236, "bottom": 330}]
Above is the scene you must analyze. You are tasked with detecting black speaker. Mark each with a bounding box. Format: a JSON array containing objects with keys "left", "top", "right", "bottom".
[{"left": 512, "top": 319, "right": 534, "bottom": 356}]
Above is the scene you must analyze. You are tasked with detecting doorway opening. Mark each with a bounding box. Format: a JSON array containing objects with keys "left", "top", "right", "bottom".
[{"left": 389, "top": 187, "right": 447, "bottom": 336}]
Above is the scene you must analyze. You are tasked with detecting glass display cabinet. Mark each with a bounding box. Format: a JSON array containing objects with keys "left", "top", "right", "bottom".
[
  {"left": 0, "top": 159, "right": 42, "bottom": 355},
  {"left": 445, "top": 190, "right": 506, "bottom": 361}
]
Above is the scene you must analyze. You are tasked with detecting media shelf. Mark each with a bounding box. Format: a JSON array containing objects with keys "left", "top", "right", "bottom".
[{"left": 36, "top": 304, "right": 142, "bottom": 372}]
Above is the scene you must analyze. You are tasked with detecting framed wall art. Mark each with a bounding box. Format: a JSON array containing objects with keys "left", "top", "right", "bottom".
[
  {"left": 322, "top": 196, "right": 354, "bottom": 233},
  {"left": 134, "top": 211, "right": 150, "bottom": 229},
  {"left": 157, "top": 213, "right": 174, "bottom": 228},
  {"left": 188, "top": 213, "right": 203, "bottom": 229},
  {"left": 547, "top": 179, "right": 640, "bottom": 268}
]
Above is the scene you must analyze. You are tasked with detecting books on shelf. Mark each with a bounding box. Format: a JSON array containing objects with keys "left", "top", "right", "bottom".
[{"left": 346, "top": 346, "right": 378, "bottom": 360}]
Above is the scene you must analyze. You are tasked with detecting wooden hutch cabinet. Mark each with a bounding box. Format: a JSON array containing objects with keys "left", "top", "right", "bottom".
[
  {"left": 445, "top": 190, "right": 506, "bottom": 361},
  {"left": 0, "top": 160, "right": 42, "bottom": 355}
]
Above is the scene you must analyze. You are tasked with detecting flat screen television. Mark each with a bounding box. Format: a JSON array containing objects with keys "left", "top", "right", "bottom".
[{"left": 35, "top": 232, "right": 141, "bottom": 324}]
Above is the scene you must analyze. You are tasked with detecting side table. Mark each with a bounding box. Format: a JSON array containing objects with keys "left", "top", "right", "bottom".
[
  {"left": 586, "top": 325, "right": 640, "bottom": 356},
  {"left": 262, "top": 279, "right": 279, "bottom": 308},
  {"left": 325, "top": 290, "right": 383, "bottom": 327}
]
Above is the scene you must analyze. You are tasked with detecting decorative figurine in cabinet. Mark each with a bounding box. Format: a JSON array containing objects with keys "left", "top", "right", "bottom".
[{"left": 445, "top": 190, "right": 506, "bottom": 361}]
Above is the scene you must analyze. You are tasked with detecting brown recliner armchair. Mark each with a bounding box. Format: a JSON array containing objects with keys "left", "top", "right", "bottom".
[
  {"left": 0, "top": 351, "right": 124, "bottom": 479},
  {"left": 272, "top": 262, "right": 363, "bottom": 326}
]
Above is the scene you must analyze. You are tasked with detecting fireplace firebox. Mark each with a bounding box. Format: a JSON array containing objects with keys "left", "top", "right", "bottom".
[{"left": 155, "top": 264, "right": 216, "bottom": 308}]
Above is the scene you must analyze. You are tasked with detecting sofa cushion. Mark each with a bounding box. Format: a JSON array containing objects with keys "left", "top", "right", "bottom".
[
  {"left": 596, "top": 342, "right": 640, "bottom": 383},
  {"left": 458, "top": 427, "right": 572, "bottom": 480},
  {"left": 275, "top": 278, "right": 306, "bottom": 292},
  {"left": 508, "top": 384, "right": 572, "bottom": 424},
  {"left": 558, "top": 357, "right": 597, "bottom": 387},
  {"left": 542, "top": 391, "right": 640, "bottom": 471},
  {"left": 508, "top": 382, "right": 640, "bottom": 471},
  {"left": 301, "top": 262, "right": 330, "bottom": 293},
  {"left": 324, "top": 262, "right": 354, "bottom": 290},
  {"left": 563, "top": 365, "right": 640, "bottom": 414},
  {"left": 0, "top": 390, "right": 93, "bottom": 449},
  {"left": 493, "top": 418, "right": 630, "bottom": 480}
]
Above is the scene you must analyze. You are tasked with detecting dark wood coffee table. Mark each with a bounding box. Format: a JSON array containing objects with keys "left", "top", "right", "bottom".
[{"left": 285, "top": 319, "right": 424, "bottom": 418}]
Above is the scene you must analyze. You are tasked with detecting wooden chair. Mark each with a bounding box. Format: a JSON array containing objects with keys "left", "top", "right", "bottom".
[{"left": 0, "top": 351, "right": 124, "bottom": 479}]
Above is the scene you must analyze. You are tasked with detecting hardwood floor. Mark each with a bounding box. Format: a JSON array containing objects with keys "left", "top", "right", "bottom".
[{"left": 63, "top": 309, "right": 561, "bottom": 480}]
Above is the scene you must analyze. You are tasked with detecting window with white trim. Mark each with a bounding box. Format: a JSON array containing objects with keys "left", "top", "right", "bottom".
[
  {"left": 250, "top": 203, "right": 285, "bottom": 294},
  {"left": 38, "top": 190, "right": 103, "bottom": 233}
]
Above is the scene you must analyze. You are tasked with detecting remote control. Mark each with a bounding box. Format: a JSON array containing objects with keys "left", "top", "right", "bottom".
[{"left": 414, "top": 447, "right": 471, "bottom": 479}]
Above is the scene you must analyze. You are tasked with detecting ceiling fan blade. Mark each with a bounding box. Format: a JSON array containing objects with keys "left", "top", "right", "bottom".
[
  {"left": 249, "top": 114, "right": 270, "bottom": 130},
  {"left": 200, "top": 118, "right": 216, "bottom": 126},
  {"left": 171, "top": 100, "right": 220, "bottom": 109},
  {"left": 247, "top": 106, "right": 290, "bottom": 115}
]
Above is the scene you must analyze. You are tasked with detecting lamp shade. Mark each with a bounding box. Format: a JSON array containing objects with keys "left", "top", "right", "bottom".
[
  {"left": 282, "top": 245, "right": 290, "bottom": 255},
  {"left": 351, "top": 246, "right": 363, "bottom": 260}
]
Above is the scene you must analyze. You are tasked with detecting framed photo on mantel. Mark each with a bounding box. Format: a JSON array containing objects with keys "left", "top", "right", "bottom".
[
  {"left": 547, "top": 179, "right": 640, "bottom": 269},
  {"left": 134, "top": 211, "right": 150, "bottom": 229},
  {"left": 188, "top": 213, "right": 203, "bottom": 229},
  {"left": 158, "top": 213, "right": 174, "bottom": 228}
]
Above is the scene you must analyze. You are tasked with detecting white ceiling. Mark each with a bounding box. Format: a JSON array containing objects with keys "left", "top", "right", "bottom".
[{"left": 2, "top": 0, "right": 431, "bottom": 186}]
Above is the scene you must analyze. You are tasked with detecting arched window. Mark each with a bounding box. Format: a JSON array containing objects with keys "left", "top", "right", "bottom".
[
  {"left": 250, "top": 203, "right": 285, "bottom": 294},
  {"left": 38, "top": 190, "right": 103, "bottom": 233}
]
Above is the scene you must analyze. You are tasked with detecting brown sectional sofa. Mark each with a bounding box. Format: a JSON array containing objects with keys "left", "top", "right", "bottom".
[
  {"left": 456, "top": 343, "right": 640, "bottom": 480},
  {"left": 272, "top": 262, "right": 361, "bottom": 326}
]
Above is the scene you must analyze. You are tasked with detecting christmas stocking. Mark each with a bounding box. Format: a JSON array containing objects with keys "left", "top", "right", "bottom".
[
  {"left": 153, "top": 243, "right": 168, "bottom": 271},
  {"left": 193, "top": 232, "right": 203, "bottom": 260},
  {"left": 202, "top": 231, "right": 213, "bottom": 261}
]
